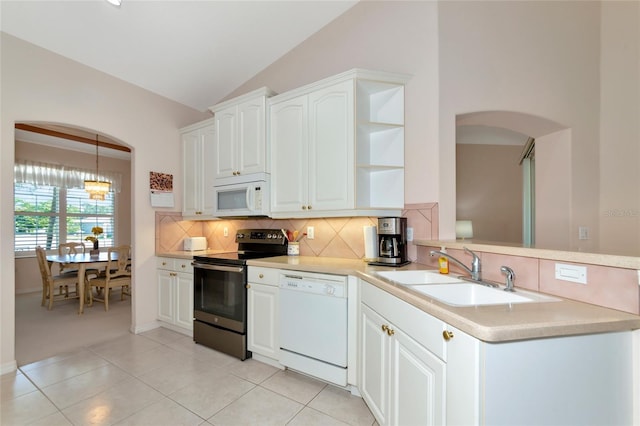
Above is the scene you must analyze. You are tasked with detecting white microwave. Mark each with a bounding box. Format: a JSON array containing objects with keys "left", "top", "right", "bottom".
[{"left": 214, "top": 178, "right": 270, "bottom": 217}]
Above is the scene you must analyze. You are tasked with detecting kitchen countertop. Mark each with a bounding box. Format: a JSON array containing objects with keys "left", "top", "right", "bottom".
[
  {"left": 247, "top": 255, "right": 640, "bottom": 343},
  {"left": 157, "top": 249, "right": 231, "bottom": 259}
]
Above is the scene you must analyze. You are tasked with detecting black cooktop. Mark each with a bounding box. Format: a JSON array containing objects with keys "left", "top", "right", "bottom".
[{"left": 193, "top": 228, "right": 288, "bottom": 265}]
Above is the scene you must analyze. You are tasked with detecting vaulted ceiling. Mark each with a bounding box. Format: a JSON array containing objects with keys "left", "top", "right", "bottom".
[{"left": 1, "top": 0, "right": 358, "bottom": 112}]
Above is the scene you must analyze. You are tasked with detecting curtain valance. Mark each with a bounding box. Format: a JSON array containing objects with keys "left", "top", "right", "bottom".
[{"left": 14, "top": 159, "right": 122, "bottom": 193}]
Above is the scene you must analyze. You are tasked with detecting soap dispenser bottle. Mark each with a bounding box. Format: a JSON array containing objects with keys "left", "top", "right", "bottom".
[{"left": 438, "top": 247, "right": 449, "bottom": 274}]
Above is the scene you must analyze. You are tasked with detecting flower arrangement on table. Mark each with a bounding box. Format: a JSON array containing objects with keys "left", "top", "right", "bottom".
[{"left": 85, "top": 226, "right": 103, "bottom": 253}]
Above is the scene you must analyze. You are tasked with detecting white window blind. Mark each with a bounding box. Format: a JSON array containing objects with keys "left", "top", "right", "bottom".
[{"left": 14, "top": 161, "right": 118, "bottom": 253}]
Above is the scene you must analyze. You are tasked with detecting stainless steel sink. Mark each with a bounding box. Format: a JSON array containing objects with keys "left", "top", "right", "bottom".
[{"left": 408, "top": 283, "right": 559, "bottom": 307}]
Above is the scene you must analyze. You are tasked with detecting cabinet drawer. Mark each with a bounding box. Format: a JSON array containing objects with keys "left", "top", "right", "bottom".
[
  {"left": 156, "top": 257, "right": 173, "bottom": 270},
  {"left": 248, "top": 266, "right": 279, "bottom": 286},
  {"left": 156, "top": 257, "right": 193, "bottom": 274},
  {"left": 173, "top": 258, "right": 193, "bottom": 274},
  {"left": 361, "top": 281, "right": 447, "bottom": 361}
]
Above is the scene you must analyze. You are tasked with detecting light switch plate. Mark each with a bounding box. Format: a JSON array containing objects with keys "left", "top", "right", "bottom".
[
  {"left": 406, "top": 227, "right": 414, "bottom": 242},
  {"left": 555, "top": 263, "right": 587, "bottom": 284}
]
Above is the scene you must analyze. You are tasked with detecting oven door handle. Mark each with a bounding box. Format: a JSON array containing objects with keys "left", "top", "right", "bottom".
[{"left": 191, "top": 262, "right": 244, "bottom": 273}]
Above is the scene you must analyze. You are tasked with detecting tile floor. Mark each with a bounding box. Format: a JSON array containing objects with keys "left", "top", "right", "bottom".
[{"left": 1, "top": 328, "right": 376, "bottom": 426}]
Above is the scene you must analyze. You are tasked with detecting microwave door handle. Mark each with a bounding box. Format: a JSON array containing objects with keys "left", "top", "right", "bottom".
[{"left": 246, "top": 187, "right": 253, "bottom": 212}]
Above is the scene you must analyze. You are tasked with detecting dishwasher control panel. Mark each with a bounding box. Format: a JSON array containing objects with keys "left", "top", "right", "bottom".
[{"left": 280, "top": 273, "right": 346, "bottom": 298}]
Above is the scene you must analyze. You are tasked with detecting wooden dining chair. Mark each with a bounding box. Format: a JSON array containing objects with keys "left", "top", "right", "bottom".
[
  {"left": 36, "top": 246, "right": 81, "bottom": 310},
  {"left": 57, "top": 242, "right": 100, "bottom": 296},
  {"left": 87, "top": 245, "right": 131, "bottom": 311}
]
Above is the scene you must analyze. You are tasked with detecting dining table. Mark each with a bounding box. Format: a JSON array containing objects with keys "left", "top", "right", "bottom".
[{"left": 46, "top": 251, "right": 118, "bottom": 314}]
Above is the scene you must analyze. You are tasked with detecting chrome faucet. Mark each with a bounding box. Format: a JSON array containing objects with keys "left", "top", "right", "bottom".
[
  {"left": 429, "top": 247, "right": 482, "bottom": 281},
  {"left": 501, "top": 266, "right": 516, "bottom": 292}
]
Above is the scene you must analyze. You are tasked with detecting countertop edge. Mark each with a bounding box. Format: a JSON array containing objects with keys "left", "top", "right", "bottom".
[{"left": 246, "top": 256, "right": 640, "bottom": 342}]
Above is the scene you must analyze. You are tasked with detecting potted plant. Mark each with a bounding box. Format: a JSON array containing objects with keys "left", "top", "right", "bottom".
[{"left": 85, "top": 226, "right": 103, "bottom": 256}]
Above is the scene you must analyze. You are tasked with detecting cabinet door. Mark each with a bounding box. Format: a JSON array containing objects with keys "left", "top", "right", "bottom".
[
  {"left": 182, "top": 130, "right": 202, "bottom": 217},
  {"left": 157, "top": 270, "right": 174, "bottom": 324},
  {"left": 247, "top": 283, "right": 279, "bottom": 359},
  {"left": 360, "top": 303, "right": 389, "bottom": 425},
  {"left": 214, "top": 107, "right": 237, "bottom": 180},
  {"left": 182, "top": 123, "right": 215, "bottom": 217},
  {"left": 201, "top": 124, "right": 216, "bottom": 215},
  {"left": 308, "top": 80, "right": 354, "bottom": 211},
  {"left": 175, "top": 272, "right": 194, "bottom": 330},
  {"left": 238, "top": 98, "right": 266, "bottom": 176},
  {"left": 389, "top": 326, "right": 445, "bottom": 426},
  {"left": 270, "top": 96, "right": 308, "bottom": 213}
]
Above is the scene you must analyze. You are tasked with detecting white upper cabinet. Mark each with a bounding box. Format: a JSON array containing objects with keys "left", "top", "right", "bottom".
[
  {"left": 269, "top": 69, "right": 410, "bottom": 218},
  {"left": 209, "top": 87, "right": 276, "bottom": 186},
  {"left": 180, "top": 118, "right": 216, "bottom": 219}
]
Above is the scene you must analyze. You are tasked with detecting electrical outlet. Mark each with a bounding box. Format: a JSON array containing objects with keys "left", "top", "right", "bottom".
[
  {"left": 555, "top": 263, "right": 587, "bottom": 284},
  {"left": 578, "top": 226, "right": 588, "bottom": 240},
  {"left": 307, "top": 226, "right": 315, "bottom": 240},
  {"left": 223, "top": 227, "right": 229, "bottom": 237},
  {"left": 407, "top": 227, "right": 414, "bottom": 242}
]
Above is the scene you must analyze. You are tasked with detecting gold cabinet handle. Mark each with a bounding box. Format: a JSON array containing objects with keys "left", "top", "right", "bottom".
[
  {"left": 443, "top": 330, "right": 454, "bottom": 341},
  {"left": 307, "top": 205, "right": 312, "bottom": 210},
  {"left": 302, "top": 206, "right": 307, "bottom": 210},
  {"left": 381, "top": 324, "right": 395, "bottom": 336},
  {"left": 162, "top": 262, "right": 167, "bottom": 266},
  {"left": 259, "top": 274, "right": 264, "bottom": 279},
  {"left": 246, "top": 284, "right": 251, "bottom": 289}
]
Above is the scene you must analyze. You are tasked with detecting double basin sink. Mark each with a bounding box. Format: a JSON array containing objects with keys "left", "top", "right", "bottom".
[{"left": 376, "top": 270, "right": 558, "bottom": 307}]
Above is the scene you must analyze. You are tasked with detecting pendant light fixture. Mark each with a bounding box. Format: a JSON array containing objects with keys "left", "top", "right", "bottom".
[{"left": 84, "top": 134, "right": 111, "bottom": 200}]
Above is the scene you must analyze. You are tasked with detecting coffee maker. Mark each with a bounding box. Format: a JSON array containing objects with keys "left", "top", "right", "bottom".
[{"left": 371, "top": 217, "right": 409, "bottom": 266}]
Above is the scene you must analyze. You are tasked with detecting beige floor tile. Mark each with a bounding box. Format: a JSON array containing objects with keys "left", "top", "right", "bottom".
[
  {"left": 26, "top": 410, "right": 73, "bottom": 426},
  {"left": 261, "top": 370, "right": 327, "bottom": 404},
  {"left": 139, "top": 327, "right": 186, "bottom": 345},
  {"left": 167, "top": 338, "right": 240, "bottom": 366},
  {"left": 41, "top": 364, "right": 132, "bottom": 409},
  {"left": 227, "top": 358, "right": 279, "bottom": 384},
  {"left": 61, "top": 377, "right": 164, "bottom": 426},
  {"left": 22, "top": 350, "right": 109, "bottom": 388},
  {"left": 106, "top": 344, "right": 186, "bottom": 377},
  {"left": 88, "top": 333, "right": 160, "bottom": 361},
  {"left": 0, "top": 390, "right": 59, "bottom": 425},
  {"left": 208, "top": 386, "right": 303, "bottom": 426},
  {"left": 137, "top": 358, "right": 221, "bottom": 396},
  {"left": 1, "top": 370, "right": 37, "bottom": 401},
  {"left": 288, "top": 406, "right": 351, "bottom": 426},
  {"left": 112, "top": 397, "right": 204, "bottom": 426},
  {"left": 308, "top": 385, "right": 375, "bottom": 426},
  {"left": 168, "top": 372, "right": 255, "bottom": 419}
]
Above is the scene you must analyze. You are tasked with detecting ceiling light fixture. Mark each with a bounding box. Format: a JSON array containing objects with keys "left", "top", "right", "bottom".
[
  {"left": 106, "top": 0, "right": 122, "bottom": 7},
  {"left": 84, "top": 135, "right": 111, "bottom": 200}
]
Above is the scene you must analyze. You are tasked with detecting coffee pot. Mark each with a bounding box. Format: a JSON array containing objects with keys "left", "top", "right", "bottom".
[{"left": 374, "top": 217, "right": 408, "bottom": 266}]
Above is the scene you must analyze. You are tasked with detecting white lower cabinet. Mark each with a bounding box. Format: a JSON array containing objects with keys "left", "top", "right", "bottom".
[
  {"left": 360, "top": 282, "right": 445, "bottom": 426},
  {"left": 247, "top": 266, "right": 280, "bottom": 365},
  {"left": 360, "top": 280, "right": 634, "bottom": 426},
  {"left": 157, "top": 257, "right": 193, "bottom": 335}
]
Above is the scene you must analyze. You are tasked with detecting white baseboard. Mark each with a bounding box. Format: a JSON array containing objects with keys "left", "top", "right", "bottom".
[
  {"left": 1, "top": 360, "right": 18, "bottom": 376},
  {"left": 131, "top": 320, "right": 161, "bottom": 335}
]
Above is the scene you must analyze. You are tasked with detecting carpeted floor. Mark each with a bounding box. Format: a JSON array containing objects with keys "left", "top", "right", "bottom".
[{"left": 15, "top": 290, "right": 132, "bottom": 366}]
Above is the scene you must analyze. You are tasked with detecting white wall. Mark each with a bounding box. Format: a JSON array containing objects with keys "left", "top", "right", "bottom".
[{"left": 0, "top": 33, "right": 207, "bottom": 373}]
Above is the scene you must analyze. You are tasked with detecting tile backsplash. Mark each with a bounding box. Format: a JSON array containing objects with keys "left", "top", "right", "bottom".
[
  {"left": 155, "top": 203, "right": 438, "bottom": 260},
  {"left": 156, "top": 202, "right": 639, "bottom": 315}
]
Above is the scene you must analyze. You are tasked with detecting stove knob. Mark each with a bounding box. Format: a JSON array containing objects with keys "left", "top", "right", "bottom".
[{"left": 236, "top": 233, "right": 244, "bottom": 239}]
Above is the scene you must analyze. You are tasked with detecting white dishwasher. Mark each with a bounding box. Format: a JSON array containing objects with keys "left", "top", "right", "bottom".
[{"left": 279, "top": 271, "right": 348, "bottom": 386}]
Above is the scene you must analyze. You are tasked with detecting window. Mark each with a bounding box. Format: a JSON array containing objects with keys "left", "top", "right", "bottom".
[{"left": 14, "top": 183, "right": 115, "bottom": 253}]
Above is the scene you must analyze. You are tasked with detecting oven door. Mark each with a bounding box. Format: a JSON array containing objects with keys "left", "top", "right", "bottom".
[{"left": 193, "top": 262, "right": 247, "bottom": 333}]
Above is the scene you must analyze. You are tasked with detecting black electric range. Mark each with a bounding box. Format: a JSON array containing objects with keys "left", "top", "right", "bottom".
[{"left": 191, "top": 229, "right": 287, "bottom": 360}]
